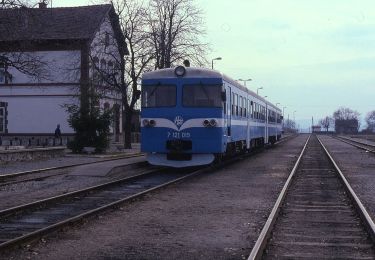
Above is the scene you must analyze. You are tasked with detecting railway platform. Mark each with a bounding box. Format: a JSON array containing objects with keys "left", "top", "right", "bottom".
[
  {"left": 0, "top": 143, "right": 142, "bottom": 175},
  {"left": 69, "top": 154, "right": 145, "bottom": 177}
]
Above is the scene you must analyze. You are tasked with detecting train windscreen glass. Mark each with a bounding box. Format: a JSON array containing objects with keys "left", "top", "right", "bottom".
[
  {"left": 183, "top": 84, "right": 222, "bottom": 107},
  {"left": 142, "top": 85, "right": 176, "bottom": 107}
]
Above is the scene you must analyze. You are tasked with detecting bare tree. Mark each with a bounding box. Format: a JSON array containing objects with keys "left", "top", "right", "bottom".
[
  {"left": 333, "top": 107, "right": 360, "bottom": 134},
  {"left": 365, "top": 110, "right": 375, "bottom": 132},
  {"left": 90, "top": 0, "right": 153, "bottom": 149},
  {"left": 117, "top": 0, "right": 153, "bottom": 148},
  {"left": 0, "top": 1, "right": 49, "bottom": 82},
  {"left": 146, "top": 0, "right": 208, "bottom": 69},
  {"left": 319, "top": 116, "right": 334, "bottom": 132},
  {"left": 90, "top": 0, "right": 208, "bottom": 148},
  {"left": 333, "top": 107, "right": 360, "bottom": 121},
  {"left": 284, "top": 119, "right": 297, "bottom": 133},
  {"left": 0, "top": 0, "right": 31, "bottom": 9}
]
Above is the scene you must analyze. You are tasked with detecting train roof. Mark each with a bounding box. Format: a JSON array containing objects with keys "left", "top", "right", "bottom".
[{"left": 142, "top": 67, "right": 281, "bottom": 112}]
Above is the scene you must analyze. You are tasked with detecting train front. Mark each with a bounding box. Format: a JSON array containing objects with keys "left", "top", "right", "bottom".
[{"left": 140, "top": 66, "right": 226, "bottom": 167}]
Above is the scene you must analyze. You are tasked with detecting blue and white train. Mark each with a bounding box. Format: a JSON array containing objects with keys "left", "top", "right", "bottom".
[{"left": 141, "top": 66, "right": 282, "bottom": 167}]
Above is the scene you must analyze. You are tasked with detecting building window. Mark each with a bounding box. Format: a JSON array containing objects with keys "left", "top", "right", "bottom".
[
  {"left": 0, "top": 64, "right": 5, "bottom": 84},
  {"left": 105, "top": 32, "right": 110, "bottom": 47},
  {"left": 100, "top": 59, "right": 106, "bottom": 71},
  {"left": 0, "top": 102, "right": 7, "bottom": 133},
  {"left": 91, "top": 57, "right": 99, "bottom": 83}
]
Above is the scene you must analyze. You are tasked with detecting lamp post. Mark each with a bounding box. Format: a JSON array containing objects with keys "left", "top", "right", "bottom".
[
  {"left": 238, "top": 78, "right": 252, "bottom": 86},
  {"left": 283, "top": 106, "right": 287, "bottom": 129},
  {"left": 293, "top": 110, "right": 296, "bottom": 128},
  {"left": 211, "top": 57, "right": 222, "bottom": 69},
  {"left": 257, "top": 87, "right": 263, "bottom": 95}
]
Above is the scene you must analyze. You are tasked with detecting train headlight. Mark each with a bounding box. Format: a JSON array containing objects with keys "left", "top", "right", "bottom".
[
  {"left": 174, "top": 66, "right": 186, "bottom": 77},
  {"left": 209, "top": 119, "right": 217, "bottom": 127},
  {"left": 149, "top": 119, "right": 156, "bottom": 127},
  {"left": 203, "top": 119, "right": 210, "bottom": 127},
  {"left": 142, "top": 119, "right": 150, "bottom": 127}
]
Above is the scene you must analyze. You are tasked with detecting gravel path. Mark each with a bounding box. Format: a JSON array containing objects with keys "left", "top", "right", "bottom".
[
  {"left": 2, "top": 134, "right": 308, "bottom": 260},
  {"left": 319, "top": 135, "right": 375, "bottom": 218}
]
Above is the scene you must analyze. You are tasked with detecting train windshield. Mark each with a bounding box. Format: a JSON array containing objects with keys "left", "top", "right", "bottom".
[
  {"left": 183, "top": 84, "right": 222, "bottom": 107},
  {"left": 141, "top": 85, "right": 176, "bottom": 107}
]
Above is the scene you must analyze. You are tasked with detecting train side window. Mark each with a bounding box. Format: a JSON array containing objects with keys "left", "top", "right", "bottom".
[
  {"left": 231, "top": 93, "right": 235, "bottom": 115},
  {"left": 235, "top": 94, "right": 238, "bottom": 116},
  {"left": 240, "top": 96, "right": 243, "bottom": 117},
  {"left": 239, "top": 95, "right": 241, "bottom": 117},
  {"left": 251, "top": 101, "right": 254, "bottom": 119},
  {"left": 244, "top": 99, "right": 247, "bottom": 117}
]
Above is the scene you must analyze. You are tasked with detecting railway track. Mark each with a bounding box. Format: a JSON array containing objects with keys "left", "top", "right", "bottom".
[
  {"left": 0, "top": 153, "right": 143, "bottom": 184},
  {"left": 0, "top": 166, "right": 205, "bottom": 250},
  {"left": 334, "top": 136, "right": 375, "bottom": 153},
  {"left": 0, "top": 135, "right": 297, "bottom": 251},
  {"left": 249, "top": 134, "right": 375, "bottom": 259},
  {"left": 0, "top": 135, "right": 294, "bottom": 187}
]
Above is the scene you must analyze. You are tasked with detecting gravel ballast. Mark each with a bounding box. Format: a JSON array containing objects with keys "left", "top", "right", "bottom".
[
  {"left": 319, "top": 135, "right": 375, "bottom": 218},
  {"left": 2, "top": 135, "right": 308, "bottom": 260}
]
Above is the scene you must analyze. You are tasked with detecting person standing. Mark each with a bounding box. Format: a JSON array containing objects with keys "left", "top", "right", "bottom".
[{"left": 54, "top": 124, "right": 62, "bottom": 145}]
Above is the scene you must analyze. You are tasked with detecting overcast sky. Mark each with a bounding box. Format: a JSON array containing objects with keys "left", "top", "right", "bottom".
[{"left": 56, "top": 0, "right": 374, "bottom": 130}]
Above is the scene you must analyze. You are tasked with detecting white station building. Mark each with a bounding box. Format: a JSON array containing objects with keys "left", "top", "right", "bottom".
[{"left": 0, "top": 3, "right": 128, "bottom": 144}]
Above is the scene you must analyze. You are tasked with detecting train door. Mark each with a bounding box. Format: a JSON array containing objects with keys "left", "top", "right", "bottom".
[{"left": 225, "top": 86, "right": 231, "bottom": 140}]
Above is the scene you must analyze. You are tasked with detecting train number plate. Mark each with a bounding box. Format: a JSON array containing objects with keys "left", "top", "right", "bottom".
[{"left": 167, "top": 131, "right": 191, "bottom": 138}]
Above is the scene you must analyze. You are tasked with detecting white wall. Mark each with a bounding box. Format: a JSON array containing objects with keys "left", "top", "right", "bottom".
[
  {"left": 4, "top": 95, "right": 78, "bottom": 134},
  {"left": 1, "top": 16, "right": 124, "bottom": 135}
]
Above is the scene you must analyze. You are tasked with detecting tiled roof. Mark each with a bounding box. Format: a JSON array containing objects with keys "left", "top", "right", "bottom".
[{"left": 0, "top": 4, "right": 113, "bottom": 42}]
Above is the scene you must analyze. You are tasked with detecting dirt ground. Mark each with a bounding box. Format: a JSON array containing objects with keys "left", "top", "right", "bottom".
[{"left": 1, "top": 135, "right": 308, "bottom": 260}]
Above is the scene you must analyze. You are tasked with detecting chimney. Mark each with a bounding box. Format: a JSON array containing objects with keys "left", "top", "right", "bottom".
[{"left": 38, "top": 1, "right": 47, "bottom": 8}]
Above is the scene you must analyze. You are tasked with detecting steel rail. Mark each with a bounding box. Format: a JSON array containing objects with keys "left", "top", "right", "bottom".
[
  {"left": 0, "top": 135, "right": 294, "bottom": 251},
  {"left": 0, "top": 161, "right": 148, "bottom": 188},
  {"left": 333, "top": 135, "right": 375, "bottom": 153},
  {"left": 0, "top": 153, "right": 143, "bottom": 181},
  {"left": 0, "top": 166, "right": 209, "bottom": 250},
  {"left": 247, "top": 134, "right": 310, "bottom": 260},
  {"left": 318, "top": 136, "right": 375, "bottom": 242},
  {"left": 0, "top": 167, "right": 158, "bottom": 218}
]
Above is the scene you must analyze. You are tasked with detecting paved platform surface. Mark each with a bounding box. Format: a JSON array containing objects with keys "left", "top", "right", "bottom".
[
  {"left": 0, "top": 143, "right": 142, "bottom": 175},
  {"left": 69, "top": 155, "right": 146, "bottom": 177}
]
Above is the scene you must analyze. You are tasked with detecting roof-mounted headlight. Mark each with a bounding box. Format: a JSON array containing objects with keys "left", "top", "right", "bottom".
[{"left": 174, "top": 66, "right": 186, "bottom": 77}]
